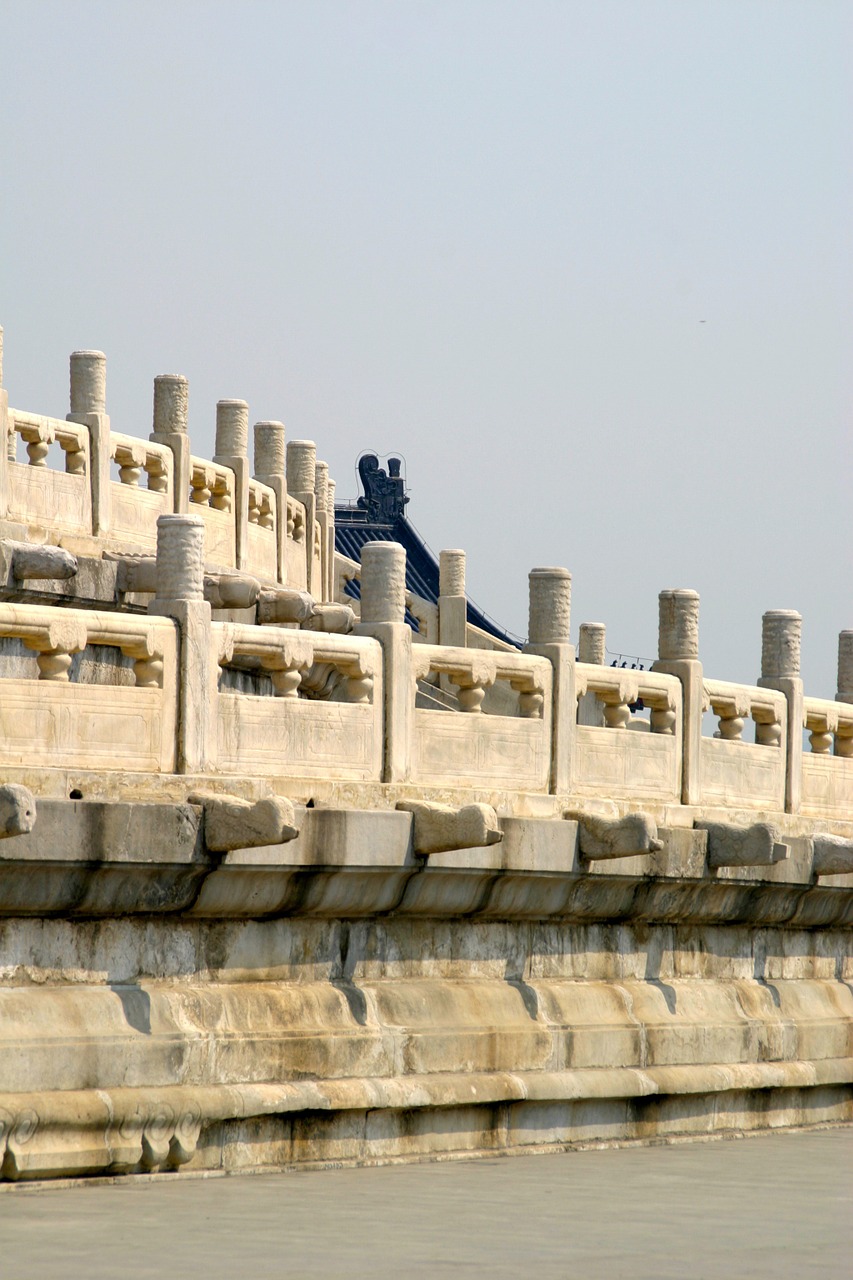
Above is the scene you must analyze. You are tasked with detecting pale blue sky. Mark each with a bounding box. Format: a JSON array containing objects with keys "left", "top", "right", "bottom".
[{"left": 2, "top": 1, "right": 850, "bottom": 692}]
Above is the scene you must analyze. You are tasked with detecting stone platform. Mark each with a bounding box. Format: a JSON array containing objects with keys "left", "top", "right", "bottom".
[{"left": 0, "top": 331, "right": 850, "bottom": 1183}]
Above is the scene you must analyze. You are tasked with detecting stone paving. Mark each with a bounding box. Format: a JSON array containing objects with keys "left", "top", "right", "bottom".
[{"left": 0, "top": 1128, "right": 850, "bottom": 1279}]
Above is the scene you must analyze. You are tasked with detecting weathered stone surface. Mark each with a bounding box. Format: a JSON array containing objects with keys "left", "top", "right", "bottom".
[
  {"left": 191, "top": 793, "right": 299, "bottom": 852},
  {"left": 0, "top": 785, "right": 36, "bottom": 838},
  {"left": 302, "top": 603, "right": 355, "bottom": 634},
  {"left": 574, "top": 812, "right": 662, "bottom": 860},
  {"left": 697, "top": 821, "right": 789, "bottom": 869},
  {"left": 118, "top": 560, "right": 261, "bottom": 610},
  {"left": 8, "top": 543, "right": 78, "bottom": 581},
  {"left": 0, "top": 799, "right": 205, "bottom": 915},
  {"left": 397, "top": 800, "right": 502, "bottom": 856},
  {"left": 257, "top": 588, "right": 315, "bottom": 624},
  {"left": 0, "top": 909, "right": 850, "bottom": 1179},
  {"left": 115, "top": 556, "right": 158, "bottom": 594},
  {"left": 812, "top": 834, "right": 853, "bottom": 877},
  {"left": 204, "top": 572, "right": 260, "bottom": 610},
  {"left": 0, "top": 797, "right": 200, "bottom": 862}
]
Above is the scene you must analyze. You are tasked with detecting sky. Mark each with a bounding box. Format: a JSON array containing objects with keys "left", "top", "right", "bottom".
[{"left": 1, "top": 0, "right": 850, "bottom": 695}]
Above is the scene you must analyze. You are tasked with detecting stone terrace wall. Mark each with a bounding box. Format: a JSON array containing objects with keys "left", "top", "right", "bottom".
[{"left": 0, "top": 327, "right": 850, "bottom": 1182}]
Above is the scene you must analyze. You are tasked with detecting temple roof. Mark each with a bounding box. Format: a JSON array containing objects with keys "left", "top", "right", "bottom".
[{"left": 335, "top": 454, "right": 521, "bottom": 647}]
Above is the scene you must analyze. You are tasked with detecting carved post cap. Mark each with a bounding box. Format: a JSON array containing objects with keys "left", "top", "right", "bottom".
[
  {"left": 253, "top": 421, "right": 286, "bottom": 476},
  {"left": 153, "top": 374, "right": 189, "bottom": 434},
  {"left": 761, "top": 609, "right": 801, "bottom": 680},
  {"left": 315, "top": 461, "right": 330, "bottom": 511},
  {"left": 328, "top": 478, "right": 336, "bottom": 511},
  {"left": 837, "top": 630, "right": 853, "bottom": 703},
  {"left": 215, "top": 399, "right": 249, "bottom": 457},
  {"left": 360, "top": 541, "right": 406, "bottom": 625},
  {"left": 439, "top": 549, "right": 466, "bottom": 597},
  {"left": 658, "top": 589, "right": 700, "bottom": 661},
  {"left": 528, "top": 567, "right": 571, "bottom": 645},
  {"left": 579, "top": 622, "right": 607, "bottom": 665},
  {"left": 155, "top": 513, "right": 205, "bottom": 601},
  {"left": 70, "top": 349, "right": 106, "bottom": 415},
  {"left": 286, "top": 440, "right": 317, "bottom": 494}
]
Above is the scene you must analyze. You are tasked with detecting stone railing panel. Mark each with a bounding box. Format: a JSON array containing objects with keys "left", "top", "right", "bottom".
[
  {"left": 410, "top": 644, "right": 552, "bottom": 791},
  {"left": 311, "top": 511, "right": 323, "bottom": 597},
  {"left": 286, "top": 496, "right": 308, "bottom": 589},
  {"left": 800, "top": 696, "right": 853, "bottom": 818},
  {"left": 700, "top": 679, "right": 787, "bottom": 810},
  {"left": 6, "top": 411, "right": 91, "bottom": 537},
  {"left": 109, "top": 432, "right": 174, "bottom": 549},
  {"left": 213, "top": 622, "right": 383, "bottom": 781},
  {"left": 572, "top": 664, "right": 682, "bottom": 801},
  {"left": 246, "top": 477, "right": 278, "bottom": 582},
  {"left": 0, "top": 604, "right": 177, "bottom": 772},
  {"left": 189, "top": 455, "right": 237, "bottom": 568}
]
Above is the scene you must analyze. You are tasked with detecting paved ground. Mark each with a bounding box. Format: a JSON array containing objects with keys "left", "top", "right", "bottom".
[{"left": 0, "top": 1128, "right": 850, "bottom": 1279}]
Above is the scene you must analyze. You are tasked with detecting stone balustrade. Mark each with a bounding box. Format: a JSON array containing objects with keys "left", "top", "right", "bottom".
[
  {"left": 700, "top": 678, "right": 788, "bottom": 810},
  {"left": 0, "top": 341, "right": 330, "bottom": 596},
  {"left": 0, "top": 534, "right": 848, "bottom": 829},
  {"left": 801, "top": 694, "right": 853, "bottom": 818},
  {"left": 571, "top": 663, "right": 683, "bottom": 802},
  {"left": 411, "top": 643, "right": 553, "bottom": 790},
  {"left": 5, "top": 410, "right": 92, "bottom": 537},
  {"left": 213, "top": 621, "right": 383, "bottom": 781},
  {"left": 0, "top": 327, "right": 852, "bottom": 833},
  {"left": 0, "top": 602, "right": 177, "bottom": 773},
  {"left": 109, "top": 431, "right": 174, "bottom": 550}
]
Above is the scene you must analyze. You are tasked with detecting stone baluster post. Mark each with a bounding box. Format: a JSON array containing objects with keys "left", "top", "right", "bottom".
[
  {"left": 0, "top": 325, "right": 8, "bottom": 517},
  {"left": 214, "top": 399, "right": 249, "bottom": 571},
  {"left": 148, "top": 513, "right": 214, "bottom": 773},
  {"left": 67, "top": 349, "right": 110, "bottom": 536},
  {"left": 835, "top": 631, "right": 853, "bottom": 757},
  {"left": 254, "top": 421, "right": 288, "bottom": 584},
  {"left": 287, "top": 440, "right": 318, "bottom": 597},
  {"left": 758, "top": 609, "right": 802, "bottom": 813},
  {"left": 652, "top": 589, "right": 701, "bottom": 805},
  {"left": 524, "top": 567, "right": 574, "bottom": 794},
  {"left": 578, "top": 622, "right": 606, "bottom": 666},
  {"left": 577, "top": 622, "right": 606, "bottom": 727},
  {"left": 314, "top": 461, "right": 331, "bottom": 602},
  {"left": 327, "top": 477, "right": 337, "bottom": 600},
  {"left": 439, "top": 550, "right": 468, "bottom": 649},
  {"left": 150, "top": 374, "right": 190, "bottom": 514},
  {"left": 837, "top": 631, "right": 853, "bottom": 704},
  {"left": 355, "top": 541, "right": 411, "bottom": 782}
]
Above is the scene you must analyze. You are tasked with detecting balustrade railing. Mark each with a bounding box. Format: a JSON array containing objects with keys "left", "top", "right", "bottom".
[
  {"left": 109, "top": 432, "right": 174, "bottom": 549},
  {"left": 6, "top": 411, "right": 91, "bottom": 537},
  {"left": 699, "top": 679, "right": 787, "bottom": 810},
  {"left": 571, "top": 663, "right": 682, "bottom": 801},
  {"left": 800, "top": 695, "right": 853, "bottom": 817},
  {"left": 0, "top": 567, "right": 848, "bottom": 820},
  {"left": 0, "top": 340, "right": 336, "bottom": 594},
  {"left": 409, "top": 644, "right": 552, "bottom": 790},
  {"left": 0, "top": 336, "right": 851, "bottom": 824},
  {"left": 0, "top": 603, "right": 177, "bottom": 772},
  {"left": 285, "top": 496, "right": 308, "bottom": 588},
  {"left": 213, "top": 621, "right": 383, "bottom": 781}
]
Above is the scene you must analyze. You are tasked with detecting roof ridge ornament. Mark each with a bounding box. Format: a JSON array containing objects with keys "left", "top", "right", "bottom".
[{"left": 356, "top": 452, "right": 409, "bottom": 523}]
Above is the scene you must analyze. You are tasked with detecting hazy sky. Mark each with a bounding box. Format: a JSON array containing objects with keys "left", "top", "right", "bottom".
[{"left": 2, "top": 1, "right": 850, "bottom": 694}]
